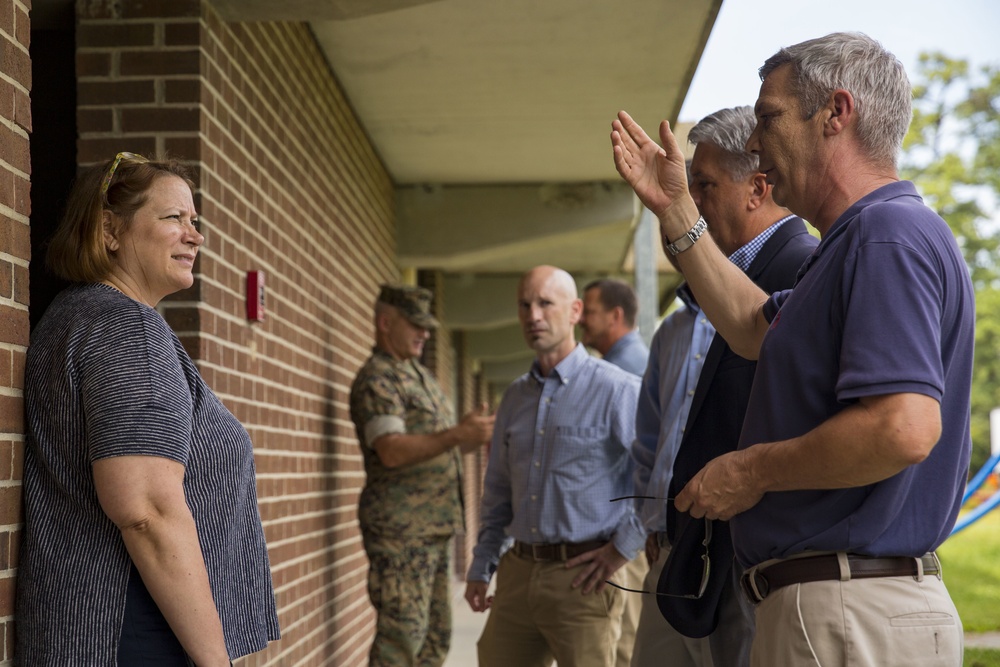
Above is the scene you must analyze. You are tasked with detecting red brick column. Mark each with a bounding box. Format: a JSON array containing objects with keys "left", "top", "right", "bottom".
[{"left": 0, "top": 0, "right": 30, "bottom": 661}]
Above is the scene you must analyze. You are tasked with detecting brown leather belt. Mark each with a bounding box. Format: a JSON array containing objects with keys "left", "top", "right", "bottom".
[
  {"left": 741, "top": 553, "right": 940, "bottom": 604},
  {"left": 511, "top": 540, "right": 606, "bottom": 561}
]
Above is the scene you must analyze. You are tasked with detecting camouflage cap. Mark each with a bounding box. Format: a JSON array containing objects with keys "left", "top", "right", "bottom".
[{"left": 378, "top": 284, "right": 440, "bottom": 330}]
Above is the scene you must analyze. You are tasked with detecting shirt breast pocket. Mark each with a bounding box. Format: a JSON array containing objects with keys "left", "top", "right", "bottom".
[
  {"left": 551, "top": 425, "right": 611, "bottom": 478},
  {"left": 404, "top": 392, "right": 441, "bottom": 432}
]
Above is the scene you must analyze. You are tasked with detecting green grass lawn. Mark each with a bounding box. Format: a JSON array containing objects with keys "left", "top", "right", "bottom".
[
  {"left": 938, "top": 502, "right": 1000, "bottom": 666},
  {"left": 966, "top": 648, "right": 1000, "bottom": 667},
  {"left": 940, "top": 505, "right": 1000, "bottom": 632}
]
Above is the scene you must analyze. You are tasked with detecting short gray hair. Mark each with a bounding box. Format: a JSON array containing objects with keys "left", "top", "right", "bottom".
[
  {"left": 687, "top": 106, "right": 760, "bottom": 181},
  {"left": 759, "top": 32, "right": 911, "bottom": 168}
]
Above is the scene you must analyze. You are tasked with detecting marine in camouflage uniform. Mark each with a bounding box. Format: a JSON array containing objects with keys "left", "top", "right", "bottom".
[{"left": 350, "top": 285, "right": 493, "bottom": 667}]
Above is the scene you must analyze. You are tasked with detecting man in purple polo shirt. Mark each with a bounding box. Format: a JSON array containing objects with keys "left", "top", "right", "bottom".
[{"left": 611, "top": 32, "right": 973, "bottom": 666}]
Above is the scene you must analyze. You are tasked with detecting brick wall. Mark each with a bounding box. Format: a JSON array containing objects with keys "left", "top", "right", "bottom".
[
  {"left": 0, "top": 0, "right": 30, "bottom": 661},
  {"left": 456, "top": 338, "right": 490, "bottom": 578},
  {"left": 74, "top": 1, "right": 396, "bottom": 664}
]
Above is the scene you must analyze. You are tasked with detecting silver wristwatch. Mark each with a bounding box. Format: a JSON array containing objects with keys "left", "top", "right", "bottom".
[{"left": 665, "top": 216, "right": 708, "bottom": 256}]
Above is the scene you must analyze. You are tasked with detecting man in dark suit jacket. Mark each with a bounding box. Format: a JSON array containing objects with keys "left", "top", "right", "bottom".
[{"left": 631, "top": 106, "right": 817, "bottom": 667}]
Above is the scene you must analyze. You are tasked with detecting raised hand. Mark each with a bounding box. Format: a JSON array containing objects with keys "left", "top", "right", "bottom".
[
  {"left": 456, "top": 402, "right": 495, "bottom": 454},
  {"left": 611, "top": 111, "right": 691, "bottom": 220}
]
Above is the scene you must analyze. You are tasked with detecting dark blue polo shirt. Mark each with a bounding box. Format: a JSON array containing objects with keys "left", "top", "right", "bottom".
[{"left": 732, "top": 181, "right": 974, "bottom": 567}]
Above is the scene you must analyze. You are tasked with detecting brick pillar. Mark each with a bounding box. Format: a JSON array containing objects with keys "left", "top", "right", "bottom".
[
  {"left": 418, "top": 269, "right": 457, "bottom": 403},
  {"left": 454, "top": 331, "right": 479, "bottom": 577},
  {"left": 0, "top": 0, "right": 31, "bottom": 661}
]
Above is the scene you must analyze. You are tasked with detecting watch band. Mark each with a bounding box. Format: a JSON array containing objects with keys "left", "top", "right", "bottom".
[{"left": 665, "top": 216, "right": 708, "bottom": 256}]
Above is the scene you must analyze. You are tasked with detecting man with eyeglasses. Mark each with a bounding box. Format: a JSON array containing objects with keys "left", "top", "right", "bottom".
[
  {"left": 464, "top": 265, "right": 643, "bottom": 667},
  {"left": 613, "top": 32, "right": 971, "bottom": 667},
  {"left": 630, "top": 106, "right": 817, "bottom": 667}
]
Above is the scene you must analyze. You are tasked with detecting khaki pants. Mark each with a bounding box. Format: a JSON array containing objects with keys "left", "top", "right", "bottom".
[
  {"left": 478, "top": 550, "right": 625, "bottom": 667},
  {"left": 751, "top": 565, "right": 963, "bottom": 667},
  {"left": 365, "top": 534, "right": 452, "bottom": 667},
  {"left": 630, "top": 543, "right": 712, "bottom": 667},
  {"left": 615, "top": 554, "right": 649, "bottom": 667}
]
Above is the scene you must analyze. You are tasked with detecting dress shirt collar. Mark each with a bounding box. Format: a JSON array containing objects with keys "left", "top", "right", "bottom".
[
  {"left": 529, "top": 342, "right": 588, "bottom": 385},
  {"left": 372, "top": 346, "right": 417, "bottom": 370},
  {"left": 727, "top": 215, "right": 795, "bottom": 272},
  {"left": 675, "top": 282, "right": 699, "bottom": 313},
  {"left": 606, "top": 330, "right": 642, "bottom": 357}
]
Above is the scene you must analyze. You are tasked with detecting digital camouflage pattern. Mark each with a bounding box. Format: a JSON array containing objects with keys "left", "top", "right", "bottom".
[
  {"left": 349, "top": 348, "right": 463, "bottom": 537},
  {"left": 364, "top": 534, "right": 452, "bottom": 667},
  {"left": 352, "top": 348, "right": 461, "bottom": 665},
  {"left": 378, "top": 284, "right": 440, "bottom": 329}
]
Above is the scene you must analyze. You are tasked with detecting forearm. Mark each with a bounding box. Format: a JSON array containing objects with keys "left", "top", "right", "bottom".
[
  {"left": 121, "top": 513, "right": 229, "bottom": 666},
  {"left": 468, "top": 516, "right": 510, "bottom": 582},
  {"left": 374, "top": 428, "right": 462, "bottom": 468},
  {"left": 632, "top": 441, "right": 654, "bottom": 499},
  {"left": 744, "top": 394, "right": 942, "bottom": 494},
  {"left": 632, "top": 361, "right": 659, "bottom": 501},
  {"left": 610, "top": 510, "right": 646, "bottom": 560},
  {"left": 469, "top": 447, "right": 514, "bottom": 582},
  {"left": 661, "top": 199, "right": 770, "bottom": 359},
  {"left": 631, "top": 429, "right": 659, "bottom": 530}
]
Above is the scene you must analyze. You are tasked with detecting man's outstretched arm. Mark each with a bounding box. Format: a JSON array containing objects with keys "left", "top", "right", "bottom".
[{"left": 611, "top": 111, "right": 771, "bottom": 359}]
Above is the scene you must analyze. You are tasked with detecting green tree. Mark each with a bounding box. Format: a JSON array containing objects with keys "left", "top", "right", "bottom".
[{"left": 901, "top": 52, "right": 1000, "bottom": 474}]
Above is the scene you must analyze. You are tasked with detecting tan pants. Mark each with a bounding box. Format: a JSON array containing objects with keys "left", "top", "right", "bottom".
[
  {"left": 615, "top": 554, "right": 649, "bottom": 667},
  {"left": 630, "top": 543, "right": 712, "bottom": 667},
  {"left": 751, "top": 564, "right": 963, "bottom": 667},
  {"left": 478, "top": 550, "right": 625, "bottom": 667}
]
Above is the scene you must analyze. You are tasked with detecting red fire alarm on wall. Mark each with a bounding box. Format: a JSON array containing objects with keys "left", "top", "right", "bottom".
[{"left": 247, "top": 270, "right": 265, "bottom": 322}]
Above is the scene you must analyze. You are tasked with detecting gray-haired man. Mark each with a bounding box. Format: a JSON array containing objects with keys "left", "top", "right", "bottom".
[
  {"left": 630, "top": 106, "right": 816, "bottom": 667},
  {"left": 615, "top": 32, "right": 971, "bottom": 667}
]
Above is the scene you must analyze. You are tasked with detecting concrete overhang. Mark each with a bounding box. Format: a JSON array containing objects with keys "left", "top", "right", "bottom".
[{"left": 211, "top": 0, "right": 718, "bottom": 185}]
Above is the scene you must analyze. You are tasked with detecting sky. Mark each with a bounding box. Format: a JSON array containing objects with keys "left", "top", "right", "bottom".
[{"left": 679, "top": 0, "right": 1000, "bottom": 122}]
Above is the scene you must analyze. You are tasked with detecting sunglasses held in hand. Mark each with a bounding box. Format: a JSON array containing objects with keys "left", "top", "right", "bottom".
[{"left": 604, "top": 495, "right": 712, "bottom": 599}]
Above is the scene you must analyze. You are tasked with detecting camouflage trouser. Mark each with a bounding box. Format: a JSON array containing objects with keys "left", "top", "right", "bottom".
[{"left": 364, "top": 533, "right": 453, "bottom": 667}]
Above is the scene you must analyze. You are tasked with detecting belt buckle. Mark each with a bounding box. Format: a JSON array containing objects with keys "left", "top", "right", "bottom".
[
  {"left": 927, "top": 552, "right": 942, "bottom": 577},
  {"left": 530, "top": 544, "right": 544, "bottom": 561},
  {"left": 740, "top": 568, "right": 768, "bottom": 604}
]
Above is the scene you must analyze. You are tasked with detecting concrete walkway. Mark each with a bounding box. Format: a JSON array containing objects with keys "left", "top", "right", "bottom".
[
  {"left": 445, "top": 583, "right": 489, "bottom": 667},
  {"left": 966, "top": 632, "right": 1000, "bottom": 649}
]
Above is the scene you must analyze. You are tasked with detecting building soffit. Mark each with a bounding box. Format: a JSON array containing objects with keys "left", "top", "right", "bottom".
[{"left": 194, "top": 0, "right": 720, "bottom": 389}]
